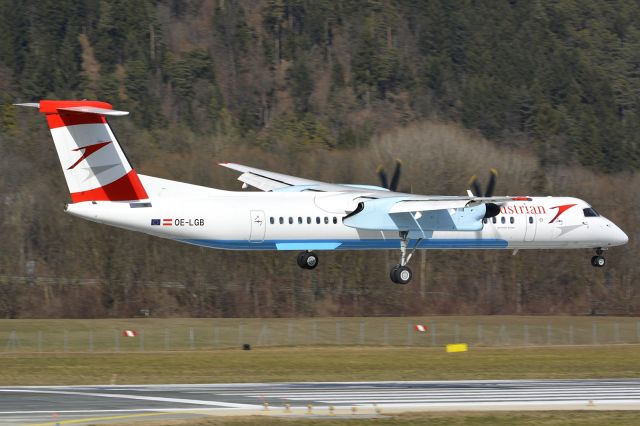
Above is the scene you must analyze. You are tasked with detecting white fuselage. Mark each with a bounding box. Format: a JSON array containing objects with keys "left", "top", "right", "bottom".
[{"left": 64, "top": 175, "right": 628, "bottom": 252}]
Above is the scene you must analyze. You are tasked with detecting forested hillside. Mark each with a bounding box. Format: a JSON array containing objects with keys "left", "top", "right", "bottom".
[{"left": 0, "top": 0, "right": 638, "bottom": 318}]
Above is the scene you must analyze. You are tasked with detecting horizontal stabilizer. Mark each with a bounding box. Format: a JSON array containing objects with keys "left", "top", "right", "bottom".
[
  {"left": 57, "top": 106, "right": 129, "bottom": 116},
  {"left": 13, "top": 102, "right": 40, "bottom": 108},
  {"left": 15, "top": 100, "right": 128, "bottom": 116}
]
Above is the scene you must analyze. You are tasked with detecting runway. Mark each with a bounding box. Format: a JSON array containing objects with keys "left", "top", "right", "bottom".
[{"left": 1, "top": 379, "right": 639, "bottom": 425}]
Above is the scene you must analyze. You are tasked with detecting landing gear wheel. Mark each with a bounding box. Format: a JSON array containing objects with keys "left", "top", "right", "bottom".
[
  {"left": 390, "top": 265, "right": 412, "bottom": 284},
  {"left": 297, "top": 251, "right": 318, "bottom": 270},
  {"left": 591, "top": 255, "right": 605, "bottom": 268}
]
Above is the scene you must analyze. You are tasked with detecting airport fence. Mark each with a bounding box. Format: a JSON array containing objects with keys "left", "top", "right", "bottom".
[{"left": 1, "top": 316, "right": 640, "bottom": 353}]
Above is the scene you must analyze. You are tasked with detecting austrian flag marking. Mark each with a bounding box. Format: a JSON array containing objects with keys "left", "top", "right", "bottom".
[{"left": 162, "top": 218, "right": 173, "bottom": 226}]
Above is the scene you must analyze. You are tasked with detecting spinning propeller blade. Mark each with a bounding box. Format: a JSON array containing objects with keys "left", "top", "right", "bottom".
[{"left": 389, "top": 159, "right": 402, "bottom": 192}]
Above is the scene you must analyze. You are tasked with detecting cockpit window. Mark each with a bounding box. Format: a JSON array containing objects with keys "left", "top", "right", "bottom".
[{"left": 583, "top": 208, "right": 600, "bottom": 217}]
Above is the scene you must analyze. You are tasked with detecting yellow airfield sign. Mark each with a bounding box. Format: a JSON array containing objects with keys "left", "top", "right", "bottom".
[{"left": 446, "top": 343, "right": 468, "bottom": 353}]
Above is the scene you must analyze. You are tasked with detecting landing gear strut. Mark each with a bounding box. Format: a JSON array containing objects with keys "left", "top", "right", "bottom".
[
  {"left": 591, "top": 248, "right": 606, "bottom": 268},
  {"left": 390, "top": 231, "right": 422, "bottom": 285},
  {"left": 297, "top": 251, "right": 318, "bottom": 270}
]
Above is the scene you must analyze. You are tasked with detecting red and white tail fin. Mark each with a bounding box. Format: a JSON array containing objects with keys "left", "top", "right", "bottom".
[{"left": 15, "top": 100, "right": 148, "bottom": 203}]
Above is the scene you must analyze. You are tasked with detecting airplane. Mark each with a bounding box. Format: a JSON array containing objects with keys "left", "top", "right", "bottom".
[{"left": 14, "top": 100, "right": 628, "bottom": 284}]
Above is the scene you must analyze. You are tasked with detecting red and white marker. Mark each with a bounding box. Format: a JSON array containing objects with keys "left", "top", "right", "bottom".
[
  {"left": 415, "top": 324, "right": 428, "bottom": 332},
  {"left": 123, "top": 330, "right": 137, "bottom": 337}
]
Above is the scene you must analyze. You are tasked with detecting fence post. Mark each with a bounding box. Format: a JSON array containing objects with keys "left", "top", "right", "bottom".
[
  {"left": 336, "top": 320, "right": 341, "bottom": 345},
  {"left": 239, "top": 324, "right": 245, "bottom": 346},
  {"left": 288, "top": 321, "right": 293, "bottom": 345},
  {"left": 499, "top": 324, "right": 508, "bottom": 345},
  {"left": 213, "top": 326, "right": 219, "bottom": 348},
  {"left": 5, "top": 330, "right": 17, "bottom": 352},
  {"left": 164, "top": 328, "right": 170, "bottom": 351},
  {"left": 37, "top": 330, "right": 42, "bottom": 353},
  {"left": 569, "top": 324, "right": 574, "bottom": 345},
  {"left": 384, "top": 321, "right": 389, "bottom": 345},
  {"left": 189, "top": 328, "right": 195, "bottom": 350},
  {"left": 592, "top": 322, "right": 597, "bottom": 345},
  {"left": 312, "top": 321, "right": 317, "bottom": 345},
  {"left": 614, "top": 322, "right": 620, "bottom": 343},
  {"left": 64, "top": 329, "right": 69, "bottom": 352},
  {"left": 477, "top": 324, "right": 483, "bottom": 345},
  {"left": 407, "top": 323, "right": 413, "bottom": 346},
  {"left": 431, "top": 323, "right": 437, "bottom": 346},
  {"left": 114, "top": 329, "right": 120, "bottom": 352},
  {"left": 455, "top": 323, "right": 460, "bottom": 343},
  {"left": 139, "top": 329, "right": 144, "bottom": 352},
  {"left": 88, "top": 330, "right": 93, "bottom": 352},
  {"left": 637, "top": 321, "right": 640, "bottom": 343},
  {"left": 359, "top": 322, "right": 365, "bottom": 345},
  {"left": 546, "top": 324, "right": 552, "bottom": 345}
]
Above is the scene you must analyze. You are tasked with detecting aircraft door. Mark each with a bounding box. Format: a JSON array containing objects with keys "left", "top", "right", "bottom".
[
  {"left": 524, "top": 215, "right": 537, "bottom": 241},
  {"left": 249, "top": 210, "right": 266, "bottom": 242}
]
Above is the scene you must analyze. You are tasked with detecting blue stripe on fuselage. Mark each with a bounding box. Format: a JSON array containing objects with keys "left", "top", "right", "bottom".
[{"left": 177, "top": 238, "right": 509, "bottom": 250}]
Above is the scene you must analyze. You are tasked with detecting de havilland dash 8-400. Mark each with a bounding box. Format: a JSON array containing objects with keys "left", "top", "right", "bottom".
[{"left": 15, "top": 100, "right": 628, "bottom": 284}]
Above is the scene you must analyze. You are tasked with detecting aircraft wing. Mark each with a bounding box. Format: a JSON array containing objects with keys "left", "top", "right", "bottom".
[
  {"left": 220, "top": 162, "right": 529, "bottom": 232},
  {"left": 219, "top": 162, "right": 389, "bottom": 193},
  {"left": 343, "top": 195, "right": 525, "bottom": 232}
]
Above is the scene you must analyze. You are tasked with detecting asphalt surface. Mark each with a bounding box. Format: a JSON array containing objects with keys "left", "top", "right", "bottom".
[{"left": 1, "top": 379, "right": 639, "bottom": 425}]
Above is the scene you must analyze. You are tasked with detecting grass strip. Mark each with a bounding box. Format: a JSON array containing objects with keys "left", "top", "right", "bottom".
[{"left": 1, "top": 345, "right": 639, "bottom": 386}]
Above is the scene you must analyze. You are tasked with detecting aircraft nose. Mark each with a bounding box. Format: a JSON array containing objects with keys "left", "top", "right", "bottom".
[
  {"left": 608, "top": 223, "right": 628, "bottom": 246},
  {"left": 617, "top": 227, "right": 629, "bottom": 245}
]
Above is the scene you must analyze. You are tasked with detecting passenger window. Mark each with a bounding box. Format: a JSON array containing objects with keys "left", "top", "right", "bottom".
[
  {"left": 316, "top": 217, "right": 320, "bottom": 224},
  {"left": 269, "top": 217, "right": 274, "bottom": 225},
  {"left": 279, "top": 217, "right": 284, "bottom": 224},
  {"left": 333, "top": 217, "right": 337, "bottom": 224},
  {"left": 529, "top": 216, "right": 534, "bottom": 224},
  {"left": 583, "top": 208, "right": 599, "bottom": 217},
  {"left": 298, "top": 217, "right": 302, "bottom": 224},
  {"left": 307, "top": 217, "right": 311, "bottom": 224},
  {"left": 288, "top": 217, "right": 293, "bottom": 224},
  {"left": 501, "top": 217, "right": 505, "bottom": 224},
  {"left": 510, "top": 217, "right": 514, "bottom": 224},
  {"left": 324, "top": 217, "right": 329, "bottom": 224},
  {"left": 492, "top": 217, "right": 496, "bottom": 224}
]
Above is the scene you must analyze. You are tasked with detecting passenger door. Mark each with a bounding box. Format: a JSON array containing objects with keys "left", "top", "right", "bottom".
[
  {"left": 524, "top": 215, "right": 537, "bottom": 241},
  {"left": 249, "top": 210, "right": 266, "bottom": 242}
]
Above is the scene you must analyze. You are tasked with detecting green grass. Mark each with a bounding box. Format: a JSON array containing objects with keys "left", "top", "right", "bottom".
[
  {"left": 1, "top": 316, "right": 639, "bottom": 352},
  {"left": 1, "top": 345, "right": 639, "bottom": 386},
  {"left": 110, "top": 411, "right": 640, "bottom": 426}
]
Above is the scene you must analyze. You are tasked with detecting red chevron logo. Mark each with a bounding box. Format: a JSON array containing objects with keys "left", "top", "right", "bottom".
[
  {"left": 549, "top": 204, "right": 577, "bottom": 223},
  {"left": 68, "top": 141, "right": 112, "bottom": 170}
]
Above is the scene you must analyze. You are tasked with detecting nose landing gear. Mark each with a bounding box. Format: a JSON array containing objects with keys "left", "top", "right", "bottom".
[
  {"left": 297, "top": 251, "right": 319, "bottom": 270},
  {"left": 591, "top": 248, "right": 606, "bottom": 268}
]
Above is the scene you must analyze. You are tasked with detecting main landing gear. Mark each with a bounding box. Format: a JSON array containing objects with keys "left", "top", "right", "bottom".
[
  {"left": 591, "top": 248, "right": 606, "bottom": 268},
  {"left": 297, "top": 251, "right": 319, "bottom": 270},
  {"left": 390, "top": 231, "right": 422, "bottom": 285}
]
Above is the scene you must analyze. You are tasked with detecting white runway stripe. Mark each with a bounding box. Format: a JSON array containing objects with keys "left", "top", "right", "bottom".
[{"left": 0, "top": 389, "right": 260, "bottom": 409}]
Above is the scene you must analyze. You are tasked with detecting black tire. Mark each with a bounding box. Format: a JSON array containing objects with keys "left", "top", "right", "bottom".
[
  {"left": 595, "top": 256, "right": 605, "bottom": 267},
  {"left": 297, "top": 252, "right": 308, "bottom": 269},
  {"left": 591, "top": 255, "right": 599, "bottom": 267},
  {"left": 395, "top": 266, "right": 412, "bottom": 284},
  {"left": 390, "top": 265, "right": 412, "bottom": 284},
  {"left": 305, "top": 252, "right": 319, "bottom": 269},
  {"left": 390, "top": 265, "right": 400, "bottom": 283}
]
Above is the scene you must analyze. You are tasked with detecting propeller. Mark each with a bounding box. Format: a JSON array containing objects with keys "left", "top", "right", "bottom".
[
  {"left": 377, "top": 159, "right": 404, "bottom": 192},
  {"left": 468, "top": 168, "right": 498, "bottom": 197},
  {"left": 468, "top": 168, "right": 500, "bottom": 219}
]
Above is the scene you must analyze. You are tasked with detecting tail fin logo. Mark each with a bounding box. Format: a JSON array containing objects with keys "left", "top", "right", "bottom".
[{"left": 68, "top": 141, "right": 112, "bottom": 170}]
